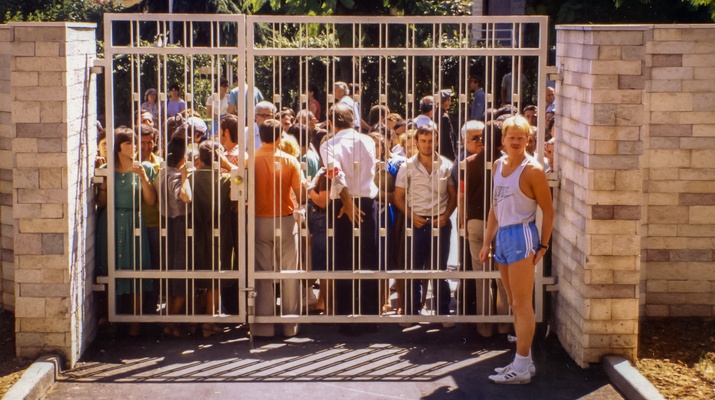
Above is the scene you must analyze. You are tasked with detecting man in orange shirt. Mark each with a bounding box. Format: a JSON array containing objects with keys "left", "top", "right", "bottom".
[{"left": 253, "top": 119, "right": 307, "bottom": 338}]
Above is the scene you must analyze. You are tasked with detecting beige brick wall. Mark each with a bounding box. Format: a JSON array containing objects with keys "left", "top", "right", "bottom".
[
  {"left": 1, "top": 22, "right": 97, "bottom": 366},
  {"left": 555, "top": 24, "right": 715, "bottom": 366},
  {"left": 644, "top": 25, "right": 715, "bottom": 319},
  {"left": 0, "top": 26, "right": 13, "bottom": 312}
]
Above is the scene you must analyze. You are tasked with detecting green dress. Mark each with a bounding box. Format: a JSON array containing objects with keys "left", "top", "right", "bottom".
[{"left": 95, "top": 163, "right": 157, "bottom": 296}]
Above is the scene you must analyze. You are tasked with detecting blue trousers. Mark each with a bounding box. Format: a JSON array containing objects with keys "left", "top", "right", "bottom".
[{"left": 405, "top": 219, "right": 452, "bottom": 316}]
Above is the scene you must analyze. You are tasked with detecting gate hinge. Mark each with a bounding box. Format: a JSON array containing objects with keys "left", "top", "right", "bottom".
[
  {"left": 544, "top": 275, "right": 558, "bottom": 292},
  {"left": 93, "top": 276, "right": 109, "bottom": 292},
  {"left": 93, "top": 168, "right": 108, "bottom": 184},
  {"left": 91, "top": 59, "right": 108, "bottom": 74},
  {"left": 545, "top": 66, "right": 561, "bottom": 82},
  {"left": 546, "top": 171, "right": 559, "bottom": 188}
]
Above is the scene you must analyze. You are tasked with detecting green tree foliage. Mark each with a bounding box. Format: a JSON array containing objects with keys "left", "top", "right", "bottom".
[
  {"left": 527, "top": 0, "right": 714, "bottom": 24},
  {"left": 1, "top": 0, "right": 122, "bottom": 25},
  {"left": 243, "top": 0, "right": 473, "bottom": 16}
]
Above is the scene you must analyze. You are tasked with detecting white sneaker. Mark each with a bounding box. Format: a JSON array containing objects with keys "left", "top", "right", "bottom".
[
  {"left": 494, "top": 362, "right": 536, "bottom": 378},
  {"left": 488, "top": 365, "right": 531, "bottom": 384}
]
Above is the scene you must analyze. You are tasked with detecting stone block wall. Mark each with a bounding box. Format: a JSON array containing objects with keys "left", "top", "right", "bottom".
[
  {"left": 642, "top": 26, "right": 715, "bottom": 318},
  {"left": 554, "top": 25, "right": 647, "bottom": 367},
  {"left": 555, "top": 24, "right": 715, "bottom": 366},
  {"left": 0, "top": 26, "right": 13, "bottom": 311},
  {"left": 0, "top": 22, "right": 97, "bottom": 366}
]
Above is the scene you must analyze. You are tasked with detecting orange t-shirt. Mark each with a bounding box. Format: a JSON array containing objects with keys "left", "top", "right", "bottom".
[{"left": 254, "top": 144, "right": 302, "bottom": 217}]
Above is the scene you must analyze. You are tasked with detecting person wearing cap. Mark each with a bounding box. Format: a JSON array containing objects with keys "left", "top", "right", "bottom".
[
  {"left": 141, "top": 88, "right": 159, "bottom": 127},
  {"left": 181, "top": 116, "right": 208, "bottom": 142},
  {"left": 437, "top": 89, "right": 456, "bottom": 160},
  {"left": 469, "top": 75, "right": 485, "bottom": 121}
]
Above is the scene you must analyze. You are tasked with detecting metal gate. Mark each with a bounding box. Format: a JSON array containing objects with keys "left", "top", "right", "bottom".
[{"left": 97, "top": 13, "right": 554, "bottom": 330}]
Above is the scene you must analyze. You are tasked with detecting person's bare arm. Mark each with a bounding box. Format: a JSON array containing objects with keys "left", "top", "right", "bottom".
[
  {"left": 97, "top": 179, "right": 108, "bottom": 208},
  {"left": 394, "top": 186, "right": 427, "bottom": 229},
  {"left": 206, "top": 103, "right": 214, "bottom": 119},
  {"left": 438, "top": 182, "right": 457, "bottom": 227},
  {"left": 178, "top": 164, "right": 192, "bottom": 204},
  {"left": 526, "top": 165, "right": 554, "bottom": 265},
  {"left": 479, "top": 160, "right": 499, "bottom": 262},
  {"left": 293, "top": 177, "right": 308, "bottom": 205},
  {"left": 336, "top": 187, "right": 364, "bottom": 223},
  {"left": 134, "top": 163, "right": 157, "bottom": 206},
  {"left": 309, "top": 187, "right": 328, "bottom": 209},
  {"left": 479, "top": 206, "right": 499, "bottom": 263}
]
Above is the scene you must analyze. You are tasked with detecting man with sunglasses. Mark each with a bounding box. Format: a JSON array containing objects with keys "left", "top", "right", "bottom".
[{"left": 247, "top": 101, "right": 276, "bottom": 151}]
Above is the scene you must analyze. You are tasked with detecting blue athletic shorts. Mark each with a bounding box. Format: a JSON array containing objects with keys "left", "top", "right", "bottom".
[{"left": 493, "top": 221, "right": 540, "bottom": 265}]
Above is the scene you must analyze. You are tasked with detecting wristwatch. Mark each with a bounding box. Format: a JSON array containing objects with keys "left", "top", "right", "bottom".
[{"left": 538, "top": 244, "right": 549, "bottom": 250}]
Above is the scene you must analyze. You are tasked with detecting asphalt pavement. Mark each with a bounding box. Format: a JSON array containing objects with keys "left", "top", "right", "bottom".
[{"left": 43, "top": 322, "right": 624, "bottom": 400}]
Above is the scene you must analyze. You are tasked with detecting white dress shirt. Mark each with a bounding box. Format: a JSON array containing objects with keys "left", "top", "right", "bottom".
[
  {"left": 320, "top": 128, "right": 378, "bottom": 199},
  {"left": 395, "top": 154, "right": 454, "bottom": 217}
]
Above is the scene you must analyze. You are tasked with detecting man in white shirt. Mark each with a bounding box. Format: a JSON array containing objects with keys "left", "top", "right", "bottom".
[
  {"left": 394, "top": 125, "right": 457, "bottom": 324},
  {"left": 334, "top": 81, "right": 361, "bottom": 130},
  {"left": 320, "top": 103, "right": 380, "bottom": 322}
]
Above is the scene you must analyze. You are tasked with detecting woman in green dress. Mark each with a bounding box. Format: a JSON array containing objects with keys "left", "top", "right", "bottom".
[{"left": 96, "top": 127, "right": 157, "bottom": 336}]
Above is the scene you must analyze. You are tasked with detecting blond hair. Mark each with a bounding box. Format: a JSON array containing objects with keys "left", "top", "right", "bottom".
[{"left": 501, "top": 115, "right": 531, "bottom": 139}]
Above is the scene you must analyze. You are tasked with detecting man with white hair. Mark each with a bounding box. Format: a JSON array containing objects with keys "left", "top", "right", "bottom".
[
  {"left": 334, "top": 81, "right": 361, "bottom": 130},
  {"left": 248, "top": 101, "right": 277, "bottom": 151}
]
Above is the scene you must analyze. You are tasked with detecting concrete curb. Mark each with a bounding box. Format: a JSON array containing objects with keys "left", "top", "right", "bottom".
[
  {"left": 602, "top": 355, "right": 665, "bottom": 400},
  {"left": 3, "top": 355, "right": 61, "bottom": 400}
]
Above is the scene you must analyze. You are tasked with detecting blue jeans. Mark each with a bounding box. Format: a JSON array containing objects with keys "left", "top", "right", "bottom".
[
  {"left": 307, "top": 200, "right": 329, "bottom": 271},
  {"left": 406, "top": 219, "right": 452, "bottom": 315}
]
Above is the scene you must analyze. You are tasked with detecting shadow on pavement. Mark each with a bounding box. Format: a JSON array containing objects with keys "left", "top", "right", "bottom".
[{"left": 49, "top": 323, "right": 623, "bottom": 400}]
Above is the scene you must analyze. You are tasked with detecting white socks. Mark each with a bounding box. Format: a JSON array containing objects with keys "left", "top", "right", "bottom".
[{"left": 512, "top": 353, "right": 531, "bottom": 373}]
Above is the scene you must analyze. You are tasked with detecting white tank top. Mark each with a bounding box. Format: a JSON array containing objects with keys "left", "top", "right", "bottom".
[{"left": 493, "top": 155, "right": 537, "bottom": 227}]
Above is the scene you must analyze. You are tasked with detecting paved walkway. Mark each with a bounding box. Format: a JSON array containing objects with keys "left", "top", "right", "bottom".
[{"left": 44, "top": 323, "right": 623, "bottom": 400}]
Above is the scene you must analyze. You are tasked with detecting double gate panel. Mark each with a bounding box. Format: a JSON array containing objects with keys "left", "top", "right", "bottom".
[
  {"left": 100, "top": 14, "right": 550, "bottom": 327},
  {"left": 101, "top": 13, "right": 248, "bottom": 324}
]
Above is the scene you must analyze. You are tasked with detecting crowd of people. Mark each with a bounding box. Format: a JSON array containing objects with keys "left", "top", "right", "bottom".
[{"left": 95, "top": 76, "right": 557, "bottom": 384}]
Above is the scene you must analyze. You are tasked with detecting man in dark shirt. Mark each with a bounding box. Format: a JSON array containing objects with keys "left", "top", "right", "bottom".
[{"left": 460, "top": 120, "right": 506, "bottom": 336}]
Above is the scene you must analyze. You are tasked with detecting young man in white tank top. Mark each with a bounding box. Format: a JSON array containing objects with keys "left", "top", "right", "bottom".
[{"left": 479, "top": 115, "right": 554, "bottom": 384}]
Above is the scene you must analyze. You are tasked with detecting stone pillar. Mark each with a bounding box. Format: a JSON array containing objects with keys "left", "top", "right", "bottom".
[
  {"left": 0, "top": 26, "right": 13, "bottom": 311},
  {"left": 7, "top": 22, "right": 97, "bottom": 366},
  {"left": 554, "top": 25, "right": 647, "bottom": 366}
]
